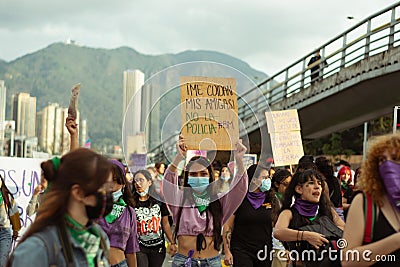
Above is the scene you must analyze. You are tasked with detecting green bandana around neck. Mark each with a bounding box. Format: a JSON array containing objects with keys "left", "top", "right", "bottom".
[
  {"left": 341, "top": 181, "right": 349, "bottom": 190},
  {"left": 105, "top": 197, "right": 127, "bottom": 223},
  {"left": 192, "top": 191, "right": 210, "bottom": 213},
  {"left": 0, "top": 191, "right": 3, "bottom": 205},
  {"left": 275, "top": 192, "right": 283, "bottom": 200},
  {"left": 308, "top": 214, "right": 318, "bottom": 222},
  {"left": 64, "top": 214, "right": 100, "bottom": 267}
]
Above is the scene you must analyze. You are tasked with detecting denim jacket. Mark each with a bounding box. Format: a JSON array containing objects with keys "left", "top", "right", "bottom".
[{"left": 10, "top": 224, "right": 110, "bottom": 267}]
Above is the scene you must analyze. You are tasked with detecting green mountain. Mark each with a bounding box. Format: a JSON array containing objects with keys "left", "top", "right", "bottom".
[{"left": 0, "top": 43, "right": 268, "bottom": 149}]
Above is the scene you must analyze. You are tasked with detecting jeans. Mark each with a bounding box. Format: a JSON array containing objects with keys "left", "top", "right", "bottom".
[
  {"left": 0, "top": 228, "right": 11, "bottom": 267},
  {"left": 136, "top": 245, "right": 166, "bottom": 267},
  {"left": 172, "top": 253, "right": 221, "bottom": 267},
  {"left": 111, "top": 259, "right": 128, "bottom": 267}
]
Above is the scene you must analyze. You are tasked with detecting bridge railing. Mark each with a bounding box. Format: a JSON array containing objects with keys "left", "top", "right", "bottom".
[{"left": 238, "top": 2, "right": 400, "bottom": 124}]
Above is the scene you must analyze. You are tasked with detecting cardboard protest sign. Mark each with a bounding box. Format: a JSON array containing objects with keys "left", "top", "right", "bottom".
[
  {"left": 269, "top": 131, "right": 304, "bottom": 166},
  {"left": 68, "top": 83, "right": 81, "bottom": 120},
  {"left": 265, "top": 109, "right": 304, "bottom": 166},
  {"left": 0, "top": 157, "right": 46, "bottom": 237},
  {"left": 180, "top": 76, "right": 238, "bottom": 151},
  {"left": 128, "top": 153, "right": 147, "bottom": 173},
  {"left": 265, "top": 109, "right": 301, "bottom": 133}
]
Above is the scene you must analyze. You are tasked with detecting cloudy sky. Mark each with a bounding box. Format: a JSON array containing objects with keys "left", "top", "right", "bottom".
[{"left": 0, "top": 0, "right": 397, "bottom": 75}]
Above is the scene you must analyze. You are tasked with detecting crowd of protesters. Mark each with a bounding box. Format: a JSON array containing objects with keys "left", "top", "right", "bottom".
[{"left": 2, "top": 115, "right": 400, "bottom": 267}]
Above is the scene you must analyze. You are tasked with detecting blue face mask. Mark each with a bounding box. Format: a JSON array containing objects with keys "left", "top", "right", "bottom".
[
  {"left": 112, "top": 189, "right": 123, "bottom": 202},
  {"left": 220, "top": 175, "right": 231, "bottom": 181},
  {"left": 259, "top": 179, "right": 271, "bottom": 192},
  {"left": 188, "top": 176, "right": 209, "bottom": 192}
]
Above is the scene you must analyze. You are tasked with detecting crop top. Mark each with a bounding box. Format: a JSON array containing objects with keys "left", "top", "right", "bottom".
[
  {"left": 163, "top": 168, "right": 248, "bottom": 237},
  {"left": 97, "top": 206, "right": 140, "bottom": 254}
]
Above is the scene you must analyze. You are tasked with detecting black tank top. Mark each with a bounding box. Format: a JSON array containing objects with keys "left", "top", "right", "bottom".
[{"left": 369, "top": 210, "right": 400, "bottom": 266}]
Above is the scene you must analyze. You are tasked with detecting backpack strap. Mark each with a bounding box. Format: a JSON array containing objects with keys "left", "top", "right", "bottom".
[
  {"left": 363, "top": 192, "right": 376, "bottom": 244},
  {"left": 57, "top": 223, "right": 76, "bottom": 267}
]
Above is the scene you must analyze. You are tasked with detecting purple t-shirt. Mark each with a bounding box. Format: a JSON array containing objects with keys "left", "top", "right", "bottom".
[{"left": 97, "top": 206, "right": 140, "bottom": 253}]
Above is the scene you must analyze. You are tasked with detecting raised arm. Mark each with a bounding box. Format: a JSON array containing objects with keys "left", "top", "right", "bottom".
[
  {"left": 65, "top": 116, "right": 78, "bottom": 151},
  {"left": 220, "top": 140, "right": 248, "bottom": 224},
  {"left": 162, "top": 135, "right": 187, "bottom": 220},
  {"left": 222, "top": 215, "right": 235, "bottom": 266},
  {"left": 26, "top": 191, "right": 40, "bottom": 217}
]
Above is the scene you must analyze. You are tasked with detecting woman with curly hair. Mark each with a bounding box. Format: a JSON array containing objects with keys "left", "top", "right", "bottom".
[
  {"left": 274, "top": 169, "right": 344, "bottom": 267},
  {"left": 341, "top": 134, "right": 400, "bottom": 267}
]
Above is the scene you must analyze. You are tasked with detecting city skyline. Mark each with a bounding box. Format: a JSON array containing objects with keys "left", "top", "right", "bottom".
[{"left": 0, "top": 82, "right": 90, "bottom": 157}]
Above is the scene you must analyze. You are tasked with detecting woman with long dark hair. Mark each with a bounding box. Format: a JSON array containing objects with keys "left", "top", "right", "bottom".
[
  {"left": 274, "top": 169, "right": 344, "bottom": 267},
  {"left": 8, "top": 148, "right": 114, "bottom": 267},
  {"left": 131, "top": 169, "right": 176, "bottom": 266},
  {"left": 270, "top": 169, "right": 291, "bottom": 267},
  {"left": 216, "top": 165, "right": 233, "bottom": 193},
  {"left": 0, "top": 174, "right": 20, "bottom": 267},
  {"left": 163, "top": 135, "right": 248, "bottom": 266},
  {"left": 222, "top": 164, "right": 276, "bottom": 267},
  {"left": 97, "top": 159, "right": 139, "bottom": 267}
]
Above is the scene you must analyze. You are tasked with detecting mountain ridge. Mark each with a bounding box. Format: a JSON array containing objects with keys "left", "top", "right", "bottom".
[{"left": 0, "top": 42, "right": 268, "bottom": 149}]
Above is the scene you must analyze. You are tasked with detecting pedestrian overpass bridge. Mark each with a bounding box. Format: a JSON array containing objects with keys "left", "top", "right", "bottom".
[{"left": 149, "top": 2, "right": 400, "bottom": 163}]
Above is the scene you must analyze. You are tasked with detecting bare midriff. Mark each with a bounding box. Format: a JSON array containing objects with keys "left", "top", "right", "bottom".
[
  {"left": 108, "top": 247, "right": 126, "bottom": 265},
  {"left": 177, "top": 235, "right": 219, "bottom": 259}
]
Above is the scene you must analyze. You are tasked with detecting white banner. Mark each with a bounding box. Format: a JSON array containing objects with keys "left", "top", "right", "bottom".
[{"left": 0, "top": 157, "right": 45, "bottom": 236}]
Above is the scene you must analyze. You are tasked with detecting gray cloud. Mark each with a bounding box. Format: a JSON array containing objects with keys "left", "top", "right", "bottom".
[{"left": 0, "top": 0, "right": 396, "bottom": 74}]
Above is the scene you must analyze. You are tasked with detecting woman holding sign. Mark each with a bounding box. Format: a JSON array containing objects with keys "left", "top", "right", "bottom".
[{"left": 163, "top": 135, "right": 248, "bottom": 266}]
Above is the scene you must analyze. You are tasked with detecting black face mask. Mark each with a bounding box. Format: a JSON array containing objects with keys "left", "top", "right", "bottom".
[{"left": 85, "top": 191, "right": 113, "bottom": 220}]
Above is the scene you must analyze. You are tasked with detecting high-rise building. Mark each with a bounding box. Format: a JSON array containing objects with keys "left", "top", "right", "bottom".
[
  {"left": 11, "top": 92, "right": 36, "bottom": 137},
  {"left": 0, "top": 81, "right": 6, "bottom": 155},
  {"left": 123, "top": 69, "right": 144, "bottom": 135},
  {"left": 53, "top": 106, "right": 65, "bottom": 155},
  {"left": 37, "top": 103, "right": 57, "bottom": 154},
  {"left": 0, "top": 80, "right": 6, "bottom": 124},
  {"left": 37, "top": 103, "right": 79, "bottom": 155}
]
